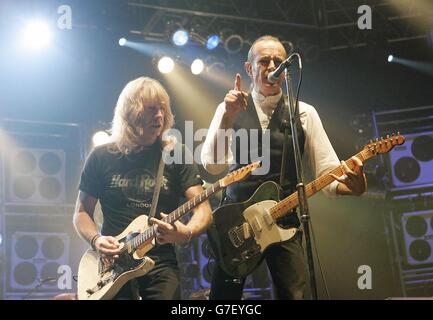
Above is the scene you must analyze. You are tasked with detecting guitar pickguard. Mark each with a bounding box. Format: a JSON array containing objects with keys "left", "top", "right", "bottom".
[
  {"left": 243, "top": 200, "right": 297, "bottom": 256},
  {"left": 207, "top": 181, "right": 284, "bottom": 278}
]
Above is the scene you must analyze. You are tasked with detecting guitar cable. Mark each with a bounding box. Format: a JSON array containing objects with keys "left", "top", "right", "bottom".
[{"left": 308, "top": 214, "right": 331, "bottom": 299}]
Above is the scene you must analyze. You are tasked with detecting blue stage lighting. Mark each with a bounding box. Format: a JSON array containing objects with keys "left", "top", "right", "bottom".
[
  {"left": 172, "top": 30, "right": 189, "bottom": 46},
  {"left": 206, "top": 35, "right": 220, "bottom": 50}
]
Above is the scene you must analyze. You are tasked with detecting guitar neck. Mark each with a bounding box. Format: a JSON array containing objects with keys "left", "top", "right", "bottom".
[
  {"left": 165, "top": 181, "right": 222, "bottom": 224},
  {"left": 131, "top": 180, "right": 223, "bottom": 251},
  {"left": 269, "top": 149, "right": 371, "bottom": 220}
]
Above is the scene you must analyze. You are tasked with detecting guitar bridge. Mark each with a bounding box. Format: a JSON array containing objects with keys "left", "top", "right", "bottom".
[
  {"left": 228, "top": 223, "right": 254, "bottom": 248},
  {"left": 86, "top": 275, "right": 115, "bottom": 296}
]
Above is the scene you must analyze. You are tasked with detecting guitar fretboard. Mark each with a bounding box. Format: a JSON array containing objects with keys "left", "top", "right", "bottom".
[
  {"left": 129, "top": 180, "right": 222, "bottom": 251},
  {"left": 269, "top": 148, "right": 372, "bottom": 220}
]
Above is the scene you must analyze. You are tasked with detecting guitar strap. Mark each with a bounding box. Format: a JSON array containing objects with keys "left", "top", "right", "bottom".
[
  {"left": 148, "top": 150, "right": 165, "bottom": 221},
  {"left": 130, "top": 149, "right": 165, "bottom": 300}
]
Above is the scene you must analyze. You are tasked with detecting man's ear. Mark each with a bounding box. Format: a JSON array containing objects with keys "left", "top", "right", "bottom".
[{"left": 244, "top": 61, "right": 252, "bottom": 78}]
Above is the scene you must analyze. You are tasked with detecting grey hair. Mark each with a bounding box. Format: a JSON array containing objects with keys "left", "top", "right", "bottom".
[{"left": 247, "top": 35, "right": 286, "bottom": 62}]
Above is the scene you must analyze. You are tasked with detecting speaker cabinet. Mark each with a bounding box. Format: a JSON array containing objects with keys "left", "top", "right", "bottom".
[
  {"left": 401, "top": 210, "right": 433, "bottom": 266},
  {"left": 3, "top": 214, "right": 85, "bottom": 295},
  {"left": 9, "top": 231, "right": 69, "bottom": 290},
  {"left": 197, "top": 234, "right": 214, "bottom": 288},
  {"left": 388, "top": 132, "right": 433, "bottom": 190},
  {"left": 5, "top": 148, "right": 66, "bottom": 204}
]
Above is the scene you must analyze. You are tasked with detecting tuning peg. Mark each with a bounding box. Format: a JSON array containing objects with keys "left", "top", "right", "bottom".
[
  {"left": 386, "top": 134, "right": 390, "bottom": 139},
  {"left": 375, "top": 138, "right": 379, "bottom": 142},
  {"left": 391, "top": 132, "right": 395, "bottom": 136}
]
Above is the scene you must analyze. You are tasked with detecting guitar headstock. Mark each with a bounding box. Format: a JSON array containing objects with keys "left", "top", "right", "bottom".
[
  {"left": 364, "top": 133, "right": 405, "bottom": 156},
  {"left": 220, "top": 161, "right": 262, "bottom": 187}
]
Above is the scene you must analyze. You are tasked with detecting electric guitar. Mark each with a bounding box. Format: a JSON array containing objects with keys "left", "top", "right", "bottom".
[
  {"left": 77, "top": 161, "right": 262, "bottom": 300},
  {"left": 207, "top": 134, "right": 405, "bottom": 278}
]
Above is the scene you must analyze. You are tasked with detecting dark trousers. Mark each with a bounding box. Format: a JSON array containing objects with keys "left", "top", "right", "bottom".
[
  {"left": 114, "top": 261, "right": 180, "bottom": 300},
  {"left": 209, "top": 231, "right": 306, "bottom": 300}
]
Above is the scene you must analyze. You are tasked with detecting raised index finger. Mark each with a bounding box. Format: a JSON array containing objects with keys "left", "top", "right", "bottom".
[{"left": 234, "top": 73, "right": 241, "bottom": 91}]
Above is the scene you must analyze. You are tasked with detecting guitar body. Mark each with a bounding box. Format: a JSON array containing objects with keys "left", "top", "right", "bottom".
[
  {"left": 77, "top": 215, "right": 155, "bottom": 300},
  {"left": 207, "top": 181, "right": 297, "bottom": 278}
]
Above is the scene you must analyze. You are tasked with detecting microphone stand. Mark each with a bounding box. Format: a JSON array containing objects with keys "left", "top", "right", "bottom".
[{"left": 280, "top": 57, "right": 318, "bottom": 300}]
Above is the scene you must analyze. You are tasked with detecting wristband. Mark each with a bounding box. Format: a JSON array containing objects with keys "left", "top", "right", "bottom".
[{"left": 90, "top": 233, "right": 101, "bottom": 251}]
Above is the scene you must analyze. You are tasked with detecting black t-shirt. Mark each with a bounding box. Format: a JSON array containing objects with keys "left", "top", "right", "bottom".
[{"left": 79, "top": 141, "right": 202, "bottom": 263}]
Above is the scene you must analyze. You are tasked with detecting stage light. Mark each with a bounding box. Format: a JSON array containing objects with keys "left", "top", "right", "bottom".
[
  {"left": 158, "top": 56, "right": 174, "bottom": 74},
  {"left": 172, "top": 30, "right": 189, "bottom": 46},
  {"left": 118, "top": 38, "right": 127, "bottom": 46},
  {"left": 191, "top": 59, "right": 204, "bottom": 75},
  {"left": 388, "top": 55, "right": 394, "bottom": 63},
  {"left": 21, "top": 20, "right": 52, "bottom": 50},
  {"left": 92, "top": 131, "right": 110, "bottom": 147},
  {"left": 224, "top": 34, "right": 244, "bottom": 54},
  {"left": 206, "top": 35, "right": 220, "bottom": 50}
]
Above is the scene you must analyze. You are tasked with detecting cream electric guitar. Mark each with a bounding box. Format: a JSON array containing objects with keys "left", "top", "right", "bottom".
[
  {"left": 207, "top": 134, "right": 405, "bottom": 278},
  {"left": 77, "top": 161, "right": 261, "bottom": 300}
]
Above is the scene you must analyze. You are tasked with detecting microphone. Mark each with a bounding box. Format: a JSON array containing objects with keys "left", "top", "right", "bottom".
[{"left": 267, "top": 53, "right": 298, "bottom": 83}]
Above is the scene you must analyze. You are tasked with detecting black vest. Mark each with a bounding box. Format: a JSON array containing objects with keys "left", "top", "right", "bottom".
[{"left": 224, "top": 95, "right": 305, "bottom": 226}]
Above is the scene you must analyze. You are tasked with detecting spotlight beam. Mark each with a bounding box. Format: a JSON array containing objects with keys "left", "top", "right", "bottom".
[{"left": 389, "top": 56, "right": 433, "bottom": 77}]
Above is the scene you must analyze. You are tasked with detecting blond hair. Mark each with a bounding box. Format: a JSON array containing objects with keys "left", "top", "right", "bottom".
[{"left": 110, "top": 77, "right": 174, "bottom": 154}]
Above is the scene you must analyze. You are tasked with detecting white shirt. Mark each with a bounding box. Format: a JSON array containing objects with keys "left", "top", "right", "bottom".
[
  {"left": 252, "top": 89, "right": 282, "bottom": 129},
  {"left": 200, "top": 93, "right": 341, "bottom": 197}
]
